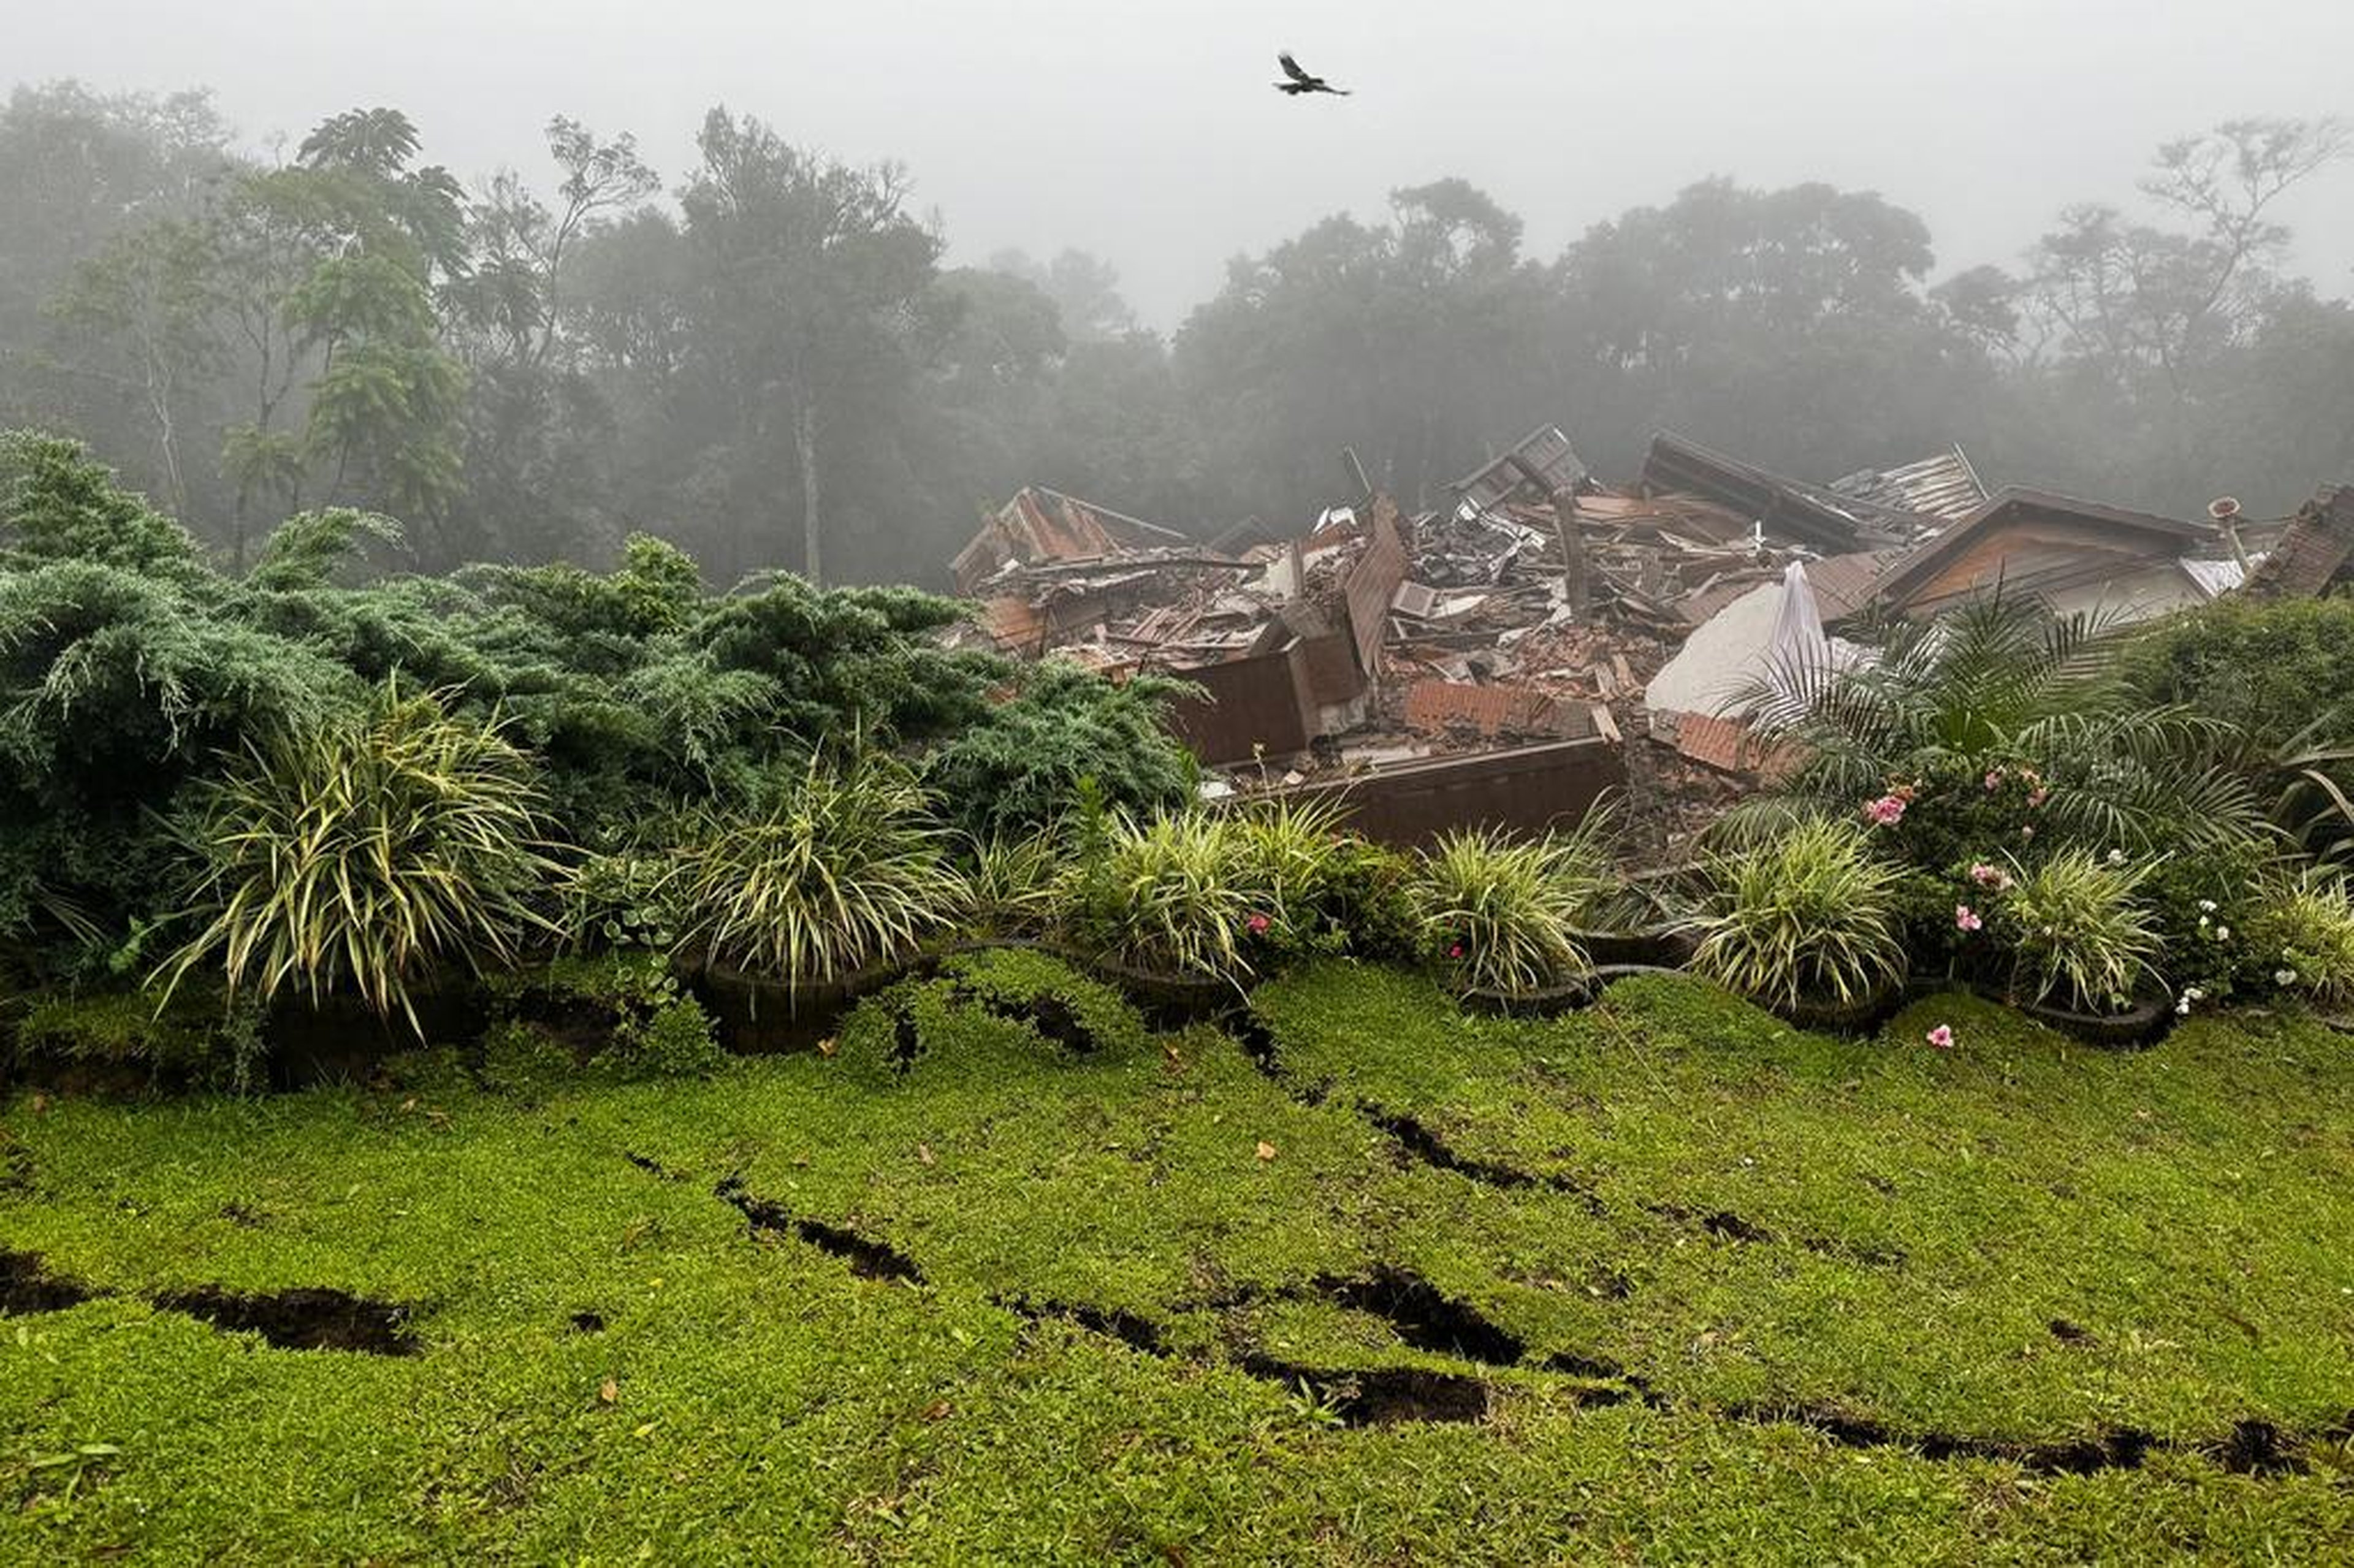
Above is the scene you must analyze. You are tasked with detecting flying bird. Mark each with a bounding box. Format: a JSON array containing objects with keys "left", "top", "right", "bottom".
[{"left": 1275, "top": 51, "right": 1350, "bottom": 97}]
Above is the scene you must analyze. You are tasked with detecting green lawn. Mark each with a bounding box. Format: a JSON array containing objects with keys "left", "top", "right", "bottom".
[{"left": 4, "top": 953, "right": 2352, "bottom": 1563}]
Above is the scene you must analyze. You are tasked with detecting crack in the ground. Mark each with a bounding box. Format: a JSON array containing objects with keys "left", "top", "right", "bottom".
[
  {"left": 1734, "top": 1402, "right": 2158, "bottom": 1476},
  {"left": 997, "top": 1295, "right": 1170, "bottom": 1357},
  {"left": 4, "top": 1249, "right": 417, "bottom": 1355},
  {"left": 949, "top": 988, "right": 1103, "bottom": 1056},
  {"left": 1356, "top": 1101, "right": 1607, "bottom": 1212},
  {"left": 1236, "top": 1355, "right": 1491, "bottom": 1427},
  {"left": 1230, "top": 1010, "right": 1281, "bottom": 1078},
  {"left": 713, "top": 1176, "right": 925, "bottom": 1284},
  {"left": 153, "top": 1285, "right": 419, "bottom": 1356}
]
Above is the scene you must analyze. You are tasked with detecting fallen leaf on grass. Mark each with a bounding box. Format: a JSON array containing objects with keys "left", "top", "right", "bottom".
[
  {"left": 921, "top": 1401, "right": 953, "bottom": 1421},
  {"left": 598, "top": 1379, "right": 619, "bottom": 1404},
  {"left": 817, "top": 1037, "right": 839, "bottom": 1058},
  {"left": 1255, "top": 1141, "right": 1278, "bottom": 1162},
  {"left": 917, "top": 1143, "right": 936, "bottom": 1166}
]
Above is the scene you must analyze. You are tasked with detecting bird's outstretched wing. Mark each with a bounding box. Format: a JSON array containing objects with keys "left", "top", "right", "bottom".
[{"left": 1278, "top": 51, "right": 1314, "bottom": 86}]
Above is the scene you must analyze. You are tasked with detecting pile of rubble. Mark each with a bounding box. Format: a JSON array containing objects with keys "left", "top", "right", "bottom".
[{"left": 943, "top": 422, "right": 2263, "bottom": 856}]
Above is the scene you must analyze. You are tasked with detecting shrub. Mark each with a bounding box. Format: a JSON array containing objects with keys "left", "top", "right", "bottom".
[
  {"left": 2253, "top": 873, "right": 2354, "bottom": 1007},
  {"left": 1408, "top": 826, "right": 1609, "bottom": 996},
  {"left": 1742, "top": 593, "right": 2261, "bottom": 862},
  {"left": 1068, "top": 810, "right": 1254, "bottom": 980},
  {"left": 1997, "top": 849, "right": 2160, "bottom": 1012},
  {"left": 920, "top": 660, "right": 1200, "bottom": 841},
  {"left": 676, "top": 750, "right": 967, "bottom": 990},
  {"left": 158, "top": 684, "right": 558, "bottom": 1032},
  {"left": 1688, "top": 816, "right": 1905, "bottom": 1011}
]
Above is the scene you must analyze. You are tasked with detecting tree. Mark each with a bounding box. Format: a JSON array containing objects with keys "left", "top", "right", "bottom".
[
  {"left": 677, "top": 110, "right": 942, "bottom": 583},
  {"left": 988, "top": 248, "right": 1137, "bottom": 343}
]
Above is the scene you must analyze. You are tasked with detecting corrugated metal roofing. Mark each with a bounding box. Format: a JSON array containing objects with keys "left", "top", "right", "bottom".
[
  {"left": 1448, "top": 425, "right": 1589, "bottom": 515},
  {"left": 951, "top": 486, "right": 1190, "bottom": 594},
  {"left": 1640, "top": 430, "right": 1880, "bottom": 553},
  {"left": 1829, "top": 447, "right": 1989, "bottom": 523}
]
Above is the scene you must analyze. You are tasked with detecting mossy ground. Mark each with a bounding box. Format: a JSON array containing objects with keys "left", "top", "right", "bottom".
[{"left": 4, "top": 953, "right": 2351, "bottom": 1562}]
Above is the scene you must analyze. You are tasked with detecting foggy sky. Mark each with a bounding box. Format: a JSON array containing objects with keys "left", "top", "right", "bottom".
[{"left": 15, "top": 0, "right": 2354, "bottom": 325}]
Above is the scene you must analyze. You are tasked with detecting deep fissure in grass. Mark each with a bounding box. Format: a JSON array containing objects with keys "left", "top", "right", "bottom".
[
  {"left": 1238, "top": 1356, "right": 1493, "bottom": 1426},
  {"left": 153, "top": 1285, "right": 419, "bottom": 1356},
  {"left": 1357, "top": 1100, "right": 1605, "bottom": 1211},
  {"left": 999, "top": 1296, "right": 1170, "bottom": 1357},
  {"left": 948, "top": 985, "right": 1102, "bottom": 1056},
  {"left": 1315, "top": 1266, "right": 1526, "bottom": 1366},
  {"left": 714, "top": 1176, "right": 925, "bottom": 1284},
  {"left": 4, "top": 1250, "right": 417, "bottom": 1355},
  {"left": 1230, "top": 1008, "right": 1281, "bottom": 1076},
  {"left": 1, "top": 1249, "right": 96, "bottom": 1314}
]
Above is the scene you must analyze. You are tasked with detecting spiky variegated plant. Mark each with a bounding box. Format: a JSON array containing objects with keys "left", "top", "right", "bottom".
[
  {"left": 159, "top": 683, "right": 559, "bottom": 1033},
  {"left": 1408, "top": 820, "right": 1613, "bottom": 996},
  {"left": 1687, "top": 815, "right": 1905, "bottom": 1012},
  {"left": 1732, "top": 593, "right": 2260, "bottom": 854},
  {"left": 677, "top": 748, "right": 969, "bottom": 991}
]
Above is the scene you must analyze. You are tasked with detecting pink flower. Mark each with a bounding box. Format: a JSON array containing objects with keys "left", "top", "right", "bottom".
[
  {"left": 2020, "top": 824, "right": 2035, "bottom": 840},
  {"left": 2026, "top": 786, "right": 2048, "bottom": 809},
  {"left": 1863, "top": 794, "right": 1907, "bottom": 826},
  {"left": 1968, "top": 862, "right": 2011, "bottom": 891},
  {"left": 1926, "top": 1024, "right": 1955, "bottom": 1050},
  {"left": 1246, "top": 913, "right": 1271, "bottom": 934},
  {"left": 1448, "top": 943, "right": 1464, "bottom": 959},
  {"left": 1984, "top": 769, "right": 2004, "bottom": 793},
  {"left": 1954, "top": 904, "right": 1983, "bottom": 932}
]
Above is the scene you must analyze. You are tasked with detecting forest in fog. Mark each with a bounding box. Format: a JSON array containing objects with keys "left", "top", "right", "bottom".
[{"left": 2, "top": 81, "right": 2348, "bottom": 584}]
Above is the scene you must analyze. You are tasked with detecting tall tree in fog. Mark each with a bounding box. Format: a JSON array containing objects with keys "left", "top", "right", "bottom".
[
  {"left": 1177, "top": 178, "right": 1552, "bottom": 520},
  {"left": 442, "top": 117, "right": 657, "bottom": 562},
  {"left": 677, "top": 110, "right": 940, "bottom": 582},
  {"left": 1553, "top": 178, "right": 1997, "bottom": 479},
  {"left": 2013, "top": 118, "right": 2349, "bottom": 506}
]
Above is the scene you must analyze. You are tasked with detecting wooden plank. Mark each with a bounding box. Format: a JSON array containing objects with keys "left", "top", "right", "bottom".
[{"left": 1589, "top": 704, "right": 1622, "bottom": 745}]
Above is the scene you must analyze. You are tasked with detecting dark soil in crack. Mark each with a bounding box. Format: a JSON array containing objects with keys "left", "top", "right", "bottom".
[
  {"left": 1001, "top": 1296, "right": 1169, "bottom": 1357},
  {"left": 1230, "top": 1010, "right": 1281, "bottom": 1077},
  {"left": 1316, "top": 1266, "right": 1525, "bottom": 1366},
  {"left": 2214, "top": 1418, "right": 2304, "bottom": 1477},
  {"left": 623, "top": 1151, "right": 685, "bottom": 1181},
  {"left": 953, "top": 989, "right": 1101, "bottom": 1056},
  {"left": 1, "top": 1249, "right": 97, "bottom": 1314},
  {"left": 890, "top": 1002, "right": 924, "bottom": 1070},
  {"left": 152, "top": 1285, "right": 419, "bottom": 1355},
  {"left": 1239, "top": 1356, "right": 1490, "bottom": 1426},
  {"left": 1737, "top": 1403, "right": 2156, "bottom": 1475},
  {"left": 1357, "top": 1102, "right": 1604, "bottom": 1212},
  {"left": 714, "top": 1177, "right": 924, "bottom": 1284},
  {"left": 569, "top": 1310, "right": 608, "bottom": 1334}
]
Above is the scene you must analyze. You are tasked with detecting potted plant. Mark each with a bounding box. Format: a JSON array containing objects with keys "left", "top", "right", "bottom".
[
  {"left": 1686, "top": 816, "right": 1906, "bottom": 1030},
  {"left": 1407, "top": 827, "right": 1603, "bottom": 1016},
  {"left": 673, "top": 750, "right": 972, "bottom": 1052},
  {"left": 1993, "top": 848, "right": 2167, "bottom": 1043},
  {"left": 1057, "top": 809, "right": 1255, "bottom": 1024}
]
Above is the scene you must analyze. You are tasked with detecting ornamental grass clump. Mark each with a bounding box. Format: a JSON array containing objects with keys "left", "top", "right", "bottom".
[
  {"left": 1408, "top": 825, "right": 1609, "bottom": 996},
  {"left": 2257, "top": 873, "right": 2354, "bottom": 1007},
  {"left": 677, "top": 750, "right": 968, "bottom": 992},
  {"left": 1998, "top": 848, "right": 2160, "bottom": 1012},
  {"left": 1688, "top": 816, "right": 1904, "bottom": 1013},
  {"left": 1077, "top": 810, "right": 1255, "bottom": 981},
  {"left": 159, "top": 684, "right": 558, "bottom": 1033}
]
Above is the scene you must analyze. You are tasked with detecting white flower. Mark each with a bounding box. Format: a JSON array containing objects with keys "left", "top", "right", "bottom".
[
  {"left": 2109, "top": 849, "right": 2127, "bottom": 864},
  {"left": 2198, "top": 899, "right": 2217, "bottom": 913},
  {"left": 2176, "top": 999, "right": 2192, "bottom": 1015},
  {"left": 2276, "top": 969, "right": 2301, "bottom": 987},
  {"left": 2184, "top": 986, "right": 2205, "bottom": 1002},
  {"left": 2198, "top": 915, "right": 2210, "bottom": 927},
  {"left": 2217, "top": 926, "right": 2231, "bottom": 941}
]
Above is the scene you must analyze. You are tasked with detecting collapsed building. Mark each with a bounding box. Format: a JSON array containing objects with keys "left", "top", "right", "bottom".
[{"left": 945, "top": 428, "right": 2274, "bottom": 856}]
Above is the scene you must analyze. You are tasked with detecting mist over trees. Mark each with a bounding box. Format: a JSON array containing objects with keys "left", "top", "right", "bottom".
[{"left": 4, "top": 79, "right": 2348, "bottom": 585}]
